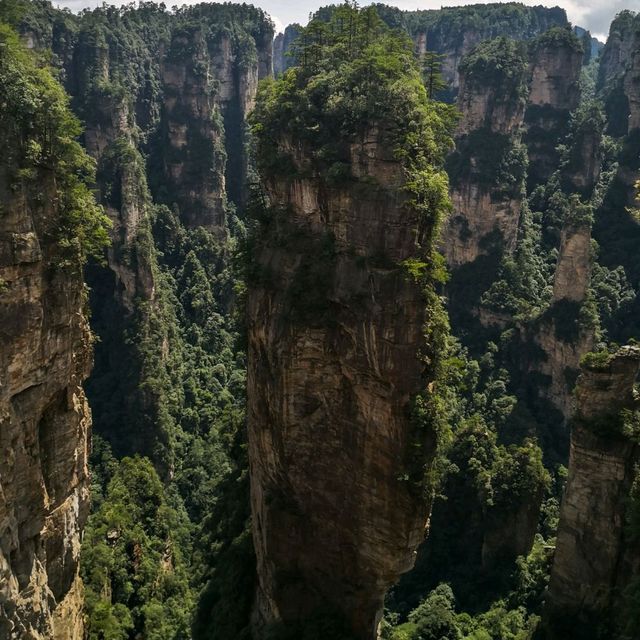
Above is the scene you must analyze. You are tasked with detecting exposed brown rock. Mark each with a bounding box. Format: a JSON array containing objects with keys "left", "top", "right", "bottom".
[
  {"left": 0, "top": 158, "right": 91, "bottom": 640},
  {"left": 524, "top": 34, "right": 583, "bottom": 187},
  {"left": 527, "top": 41, "right": 581, "bottom": 111},
  {"left": 247, "top": 130, "right": 440, "bottom": 639},
  {"left": 160, "top": 28, "right": 227, "bottom": 231},
  {"left": 441, "top": 48, "right": 528, "bottom": 267},
  {"left": 533, "top": 220, "right": 595, "bottom": 416},
  {"left": 552, "top": 222, "right": 592, "bottom": 304},
  {"left": 543, "top": 346, "right": 640, "bottom": 639}
]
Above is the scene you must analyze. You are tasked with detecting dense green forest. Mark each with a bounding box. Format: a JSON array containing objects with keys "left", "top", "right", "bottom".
[{"left": 0, "top": 1, "right": 639, "bottom": 639}]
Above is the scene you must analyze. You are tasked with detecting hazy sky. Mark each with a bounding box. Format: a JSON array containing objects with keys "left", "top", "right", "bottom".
[{"left": 53, "top": 0, "right": 637, "bottom": 40}]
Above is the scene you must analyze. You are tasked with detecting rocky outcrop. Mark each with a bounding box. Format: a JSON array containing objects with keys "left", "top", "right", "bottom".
[
  {"left": 273, "top": 24, "right": 301, "bottom": 76},
  {"left": 247, "top": 130, "right": 441, "bottom": 639},
  {"left": 0, "top": 93, "right": 91, "bottom": 640},
  {"left": 532, "top": 213, "right": 595, "bottom": 416},
  {"left": 543, "top": 346, "right": 640, "bottom": 639},
  {"left": 160, "top": 20, "right": 273, "bottom": 224},
  {"left": 524, "top": 29, "right": 583, "bottom": 188},
  {"left": 598, "top": 11, "right": 640, "bottom": 137},
  {"left": 551, "top": 220, "right": 592, "bottom": 304},
  {"left": 161, "top": 26, "right": 228, "bottom": 231},
  {"left": 562, "top": 106, "right": 604, "bottom": 195},
  {"left": 597, "top": 12, "right": 640, "bottom": 212},
  {"left": 442, "top": 38, "right": 528, "bottom": 267},
  {"left": 409, "top": 4, "right": 568, "bottom": 98}
]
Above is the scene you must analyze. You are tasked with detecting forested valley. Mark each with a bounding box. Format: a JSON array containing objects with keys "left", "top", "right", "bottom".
[{"left": 0, "top": 1, "right": 639, "bottom": 639}]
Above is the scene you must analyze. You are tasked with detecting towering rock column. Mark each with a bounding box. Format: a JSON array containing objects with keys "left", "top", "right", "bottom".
[
  {"left": 533, "top": 203, "right": 596, "bottom": 415},
  {"left": 524, "top": 28, "right": 583, "bottom": 188},
  {"left": 543, "top": 346, "right": 640, "bottom": 639},
  {"left": 442, "top": 37, "right": 529, "bottom": 267},
  {"left": 247, "top": 128, "right": 443, "bottom": 638},
  {"left": 0, "top": 39, "right": 93, "bottom": 640}
]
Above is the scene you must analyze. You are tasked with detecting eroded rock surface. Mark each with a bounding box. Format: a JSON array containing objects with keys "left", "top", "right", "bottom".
[
  {"left": 248, "top": 130, "right": 440, "bottom": 639},
  {"left": 0, "top": 132, "right": 91, "bottom": 640},
  {"left": 543, "top": 346, "right": 640, "bottom": 639}
]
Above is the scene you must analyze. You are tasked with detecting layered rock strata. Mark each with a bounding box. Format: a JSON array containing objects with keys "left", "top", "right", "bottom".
[
  {"left": 247, "top": 131, "right": 441, "bottom": 639},
  {"left": 524, "top": 29, "right": 583, "bottom": 188},
  {"left": 0, "top": 80, "right": 91, "bottom": 640},
  {"left": 543, "top": 346, "right": 640, "bottom": 639},
  {"left": 533, "top": 215, "right": 595, "bottom": 415},
  {"left": 442, "top": 38, "right": 528, "bottom": 267}
]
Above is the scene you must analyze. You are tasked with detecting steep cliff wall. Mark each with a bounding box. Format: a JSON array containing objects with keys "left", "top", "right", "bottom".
[
  {"left": 532, "top": 210, "right": 595, "bottom": 416},
  {"left": 247, "top": 15, "right": 454, "bottom": 636},
  {"left": 410, "top": 3, "right": 568, "bottom": 98},
  {"left": 524, "top": 28, "right": 583, "bottom": 188},
  {"left": 0, "top": 26, "right": 108, "bottom": 639},
  {"left": 593, "top": 11, "right": 640, "bottom": 344},
  {"left": 273, "top": 24, "right": 301, "bottom": 76},
  {"left": 248, "top": 131, "right": 445, "bottom": 640},
  {"left": 598, "top": 11, "right": 640, "bottom": 138},
  {"left": 443, "top": 37, "right": 529, "bottom": 267},
  {"left": 0, "top": 163, "right": 90, "bottom": 640},
  {"left": 543, "top": 346, "right": 640, "bottom": 639}
]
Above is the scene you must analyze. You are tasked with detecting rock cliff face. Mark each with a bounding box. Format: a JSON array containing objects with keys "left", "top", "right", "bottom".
[
  {"left": 597, "top": 12, "right": 640, "bottom": 206},
  {"left": 161, "top": 27, "right": 228, "bottom": 231},
  {"left": 0, "top": 59, "right": 91, "bottom": 640},
  {"left": 598, "top": 11, "right": 640, "bottom": 137},
  {"left": 160, "top": 24, "right": 272, "bottom": 227},
  {"left": 443, "top": 29, "right": 584, "bottom": 269},
  {"left": 524, "top": 30, "right": 583, "bottom": 188},
  {"left": 273, "top": 24, "right": 301, "bottom": 76},
  {"left": 247, "top": 131, "right": 441, "bottom": 639},
  {"left": 442, "top": 38, "right": 528, "bottom": 267},
  {"left": 408, "top": 4, "right": 568, "bottom": 98},
  {"left": 0, "top": 187, "right": 90, "bottom": 640},
  {"left": 543, "top": 347, "right": 640, "bottom": 639}
]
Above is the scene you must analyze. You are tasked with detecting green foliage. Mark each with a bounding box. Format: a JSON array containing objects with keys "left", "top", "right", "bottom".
[
  {"left": 447, "top": 129, "right": 527, "bottom": 196},
  {"left": 251, "top": 3, "right": 456, "bottom": 247},
  {"left": 82, "top": 456, "right": 194, "bottom": 640},
  {"left": 0, "top": 23, "right": 110, "bottom": 265},
  {"left": 580, "top": 349, "right": 612, "bottom": 370},
  {"left": 388, "top": 581, "right": 541, "bottom": 640},
  {"left": 530, "top": 26, "right": 583, "bottom": 53},
  {"left": 421, "top": 51, "right": 447, "bottom": 99},
  {"left": 406, "top": 584, "right": 460, "bottom": 640},
  {"left": 458, "top": 37, "right": 528, "bottom": 93}
]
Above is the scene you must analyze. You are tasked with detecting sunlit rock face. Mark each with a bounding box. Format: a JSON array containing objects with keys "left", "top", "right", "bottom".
[
  {"left": 0, "top": 138, "right": 91, "bottom": 640},
  {"left": 247, "top": 129, "right": 442, "bottom": 639}
]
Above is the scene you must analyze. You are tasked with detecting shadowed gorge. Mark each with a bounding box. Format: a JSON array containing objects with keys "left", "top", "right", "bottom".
[{"left": 0, "top": 1, "right": 639, "bottom": 639}]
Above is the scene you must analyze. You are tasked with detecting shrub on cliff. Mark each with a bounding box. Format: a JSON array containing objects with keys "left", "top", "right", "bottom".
[
  {"left": 0, "top": 22, "right": 110, "bottom": 265},
  {"left": 250, "top": 2, "right": 456, "bottom": 245}
]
